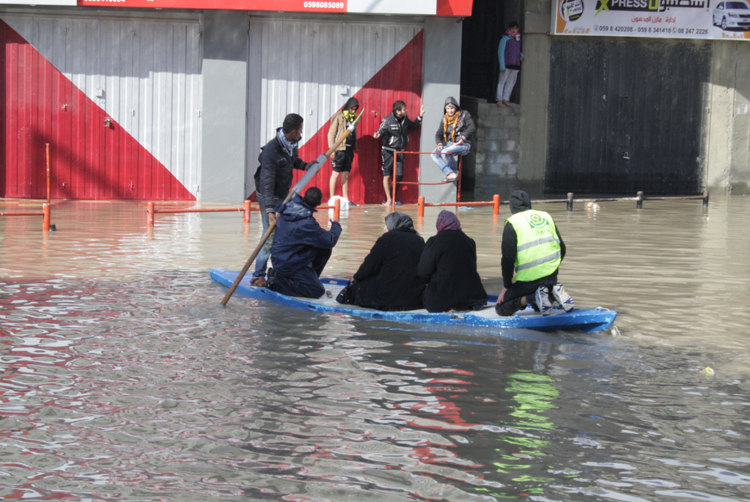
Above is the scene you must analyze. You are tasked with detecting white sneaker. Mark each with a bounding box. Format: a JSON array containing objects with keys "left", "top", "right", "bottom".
[
  {"left": 535, "top": 285, "right": 553, "bottom": 316},
  {"left": 552, "top": 283, "right": 574, "bottom": 312}
]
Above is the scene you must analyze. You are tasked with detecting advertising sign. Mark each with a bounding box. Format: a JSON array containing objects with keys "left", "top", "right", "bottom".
[{"left": 553, "top": 0, "right": 750, "bottom": 40}]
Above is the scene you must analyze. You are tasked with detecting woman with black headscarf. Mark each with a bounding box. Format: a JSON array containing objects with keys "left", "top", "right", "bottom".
[
  {"left": 336, "top": 212, "right": 426, "bottom": 311},
  {"left": 417, "top": 210, "right": 488, "bottom": 312}
]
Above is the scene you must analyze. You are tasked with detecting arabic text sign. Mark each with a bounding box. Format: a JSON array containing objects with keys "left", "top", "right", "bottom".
[{"left": 553, "top": 0, "right": 750, "bottom": 40}]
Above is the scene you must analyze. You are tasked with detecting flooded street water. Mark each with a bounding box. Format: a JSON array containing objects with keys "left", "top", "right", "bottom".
[{"left": 0, "top": 196, "right": 749, "bottom": 501}]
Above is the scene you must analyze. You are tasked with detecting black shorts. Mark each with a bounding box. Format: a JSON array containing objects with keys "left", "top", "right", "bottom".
[
  {"left": 332, "top": 148, "right": 354, "bottom": 173},
  {"left": 381, "top": 150, "right": 404, "bottom": 179}
]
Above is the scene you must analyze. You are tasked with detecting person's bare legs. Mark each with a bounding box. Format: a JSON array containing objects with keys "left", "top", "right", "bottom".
[
  {"left": 383, "top": 175, "right": 392, "bottom": 204},
  {"left": 341, "top": 171, "right": 349, "bottom": 201},
  {"left": 329, "top": 171, "right": 340, "bottom": 199}
]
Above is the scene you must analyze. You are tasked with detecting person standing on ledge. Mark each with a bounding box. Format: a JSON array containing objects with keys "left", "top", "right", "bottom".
[
  {"left": 328, "top": 97, "right": 360, "bottom": 206},
  {"left": 373, "top": 100, "right": 424, "bottom": 206},
  {"left": 496, "top": 21, "right": 523, "bottom": 107},
  {"left": 494, "top": 190, "right": 574, "bottom": 316},
  {"left": 250, "top": 113, "right": 310, "bottom": 288},
  {"left": 430, "top": 96, "right": 476, "bottom": 183}
]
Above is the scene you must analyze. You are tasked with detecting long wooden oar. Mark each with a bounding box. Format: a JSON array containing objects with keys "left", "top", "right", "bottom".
[{"left": 221, "top": 110, "right": 364, "bottom": 306}]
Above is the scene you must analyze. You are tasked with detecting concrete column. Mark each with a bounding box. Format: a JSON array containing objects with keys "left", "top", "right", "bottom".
[
  {"left": 420, "top": 17, "right": 462, "bottom": 204},
  {"left": 200, "top": 11, "right": 248, "bottom": 203},
  {"left": 517, "top": 33, "right": 550, "bottom": 189}
]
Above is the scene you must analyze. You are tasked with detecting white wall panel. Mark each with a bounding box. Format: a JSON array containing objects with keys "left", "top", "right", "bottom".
[
  {"left": 2, "top": 13, "right": 203, "bottom": 196},
  {"left": 246, "top": 16, "right": 422, "bottom": 194}
]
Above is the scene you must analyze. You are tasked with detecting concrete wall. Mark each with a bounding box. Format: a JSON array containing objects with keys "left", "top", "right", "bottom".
[
  {"left": 706, "top": 42, "right": 750, "bottom": 195},
  {"left": 200, "top": 11, "right": 249, "bottom": 203},
  {"left": 419, "top": 17, "right": 462, "bottom": 204}
]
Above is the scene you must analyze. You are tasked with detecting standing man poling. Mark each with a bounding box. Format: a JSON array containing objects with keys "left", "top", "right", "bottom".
[
  {"left": 328, "top": 97, "right": 360, "bottom": 206},
  {"left": 430, "top": 96, "right": 476, "bottom": 183},
  {"left": 496, "top": 21, "right": 523, "bottom": 107},
  {"left": 373, "top": 100, "right": 424, "bottom": 206},
  {"left": 494, "top": 190, "right": 574, "bottom": 316},
  {"left": 250, "top": 113, "right": 311, "bottom": 288}
]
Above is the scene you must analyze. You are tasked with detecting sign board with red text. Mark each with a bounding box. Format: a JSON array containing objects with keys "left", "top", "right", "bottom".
[{"left": 553, "top": 0, "right": 750, "bottom": 40}]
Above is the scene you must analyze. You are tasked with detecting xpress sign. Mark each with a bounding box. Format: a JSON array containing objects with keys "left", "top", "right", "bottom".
[{"left": 554, "top": 0, "right": 750, "bottom": 39}]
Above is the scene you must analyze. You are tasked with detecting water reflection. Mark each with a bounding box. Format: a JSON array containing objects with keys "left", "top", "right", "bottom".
[{"left": 0, "top": 197, "right": 749, "bottom": 500}]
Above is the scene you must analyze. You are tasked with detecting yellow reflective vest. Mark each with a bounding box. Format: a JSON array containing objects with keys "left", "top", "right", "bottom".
[{"left": 507, "top": 209, "right": 562, "bottom": 282}]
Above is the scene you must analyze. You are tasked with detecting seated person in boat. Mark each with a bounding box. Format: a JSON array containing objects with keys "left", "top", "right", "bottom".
[
  {"left": 495, "top": 190, "right": 574, "bottom": 316},
  {"left": 268, "top": 187, "right": 342, "bottom": 298},
  {"left": 336, "top": 212, "right": 426, "bottom": 311},
  {"left": 417, "top": 210, "right": 487, "bottom": 313}
]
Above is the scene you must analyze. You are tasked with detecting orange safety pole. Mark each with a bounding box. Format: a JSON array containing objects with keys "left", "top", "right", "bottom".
[
  {"left": 418, "top": 196, "right": 425, "bottom": 218},
  {"left": 493, "top": 194, "right": 500, "bottom": 215},
  {"left": 457, "top": 156, "right": 462, "bottom": 203},
  {"left": 391, "top": 177, "right": 397, "bottom": 212},
  {"left": 46, "top": 143, "right": 51, "bottom": 204},
  {"left": 42, "top": 203, "right": 50, "bottom": 232},
  {"left": 146, "top": 202, "right": 154, "bottom": 227},
  {"left": 244, "top": 200, "right": 251, "bottom": 223},
  {"left": 334, "top": 198, "right": 340, "bottom": 220}
]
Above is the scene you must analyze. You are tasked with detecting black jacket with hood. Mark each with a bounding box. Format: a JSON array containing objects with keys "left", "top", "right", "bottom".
[
  {"left": 434, "top": 97, "right": 476, "bottom": 148},
  {"left": 349, "top": 212, "right": 426, "bottom": 311}
]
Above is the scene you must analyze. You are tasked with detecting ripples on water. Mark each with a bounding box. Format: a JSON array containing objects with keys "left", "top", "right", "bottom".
[{"left": 0, "top": 198, "right": 748, "bottom": 501}]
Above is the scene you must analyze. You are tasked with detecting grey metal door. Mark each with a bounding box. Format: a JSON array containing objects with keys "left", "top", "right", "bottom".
[{"left": 547, "top": 39, "right": 710, "bottom": 195}]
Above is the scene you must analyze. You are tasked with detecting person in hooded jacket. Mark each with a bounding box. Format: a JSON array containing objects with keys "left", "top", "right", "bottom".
[
  {"left": 268, "top": 187, "right": 342, "bottom": 299},
  {"left": 430, "top": 96, "right": 476, "bottom": 182},
  {"left": 337, "top": 212, "right": 426, "bottom": 311},
  {"left": 328, "top": 97, "right": 360, "bottom": 205},
  {"left": 494, "top": 190, "right": 574, "bottom": 316},
  {"left": 417, "top": 210, "right": 487, "bottom": 313},
  {"left": 496, "top": 21, "right": 523, "bottom": 106}
]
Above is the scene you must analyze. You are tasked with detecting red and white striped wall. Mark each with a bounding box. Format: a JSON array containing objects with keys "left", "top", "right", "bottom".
[
  {"left": 247, "top": 18, "right": 424, "bottom": 204},
  {"left": 0, "top": 13, "right": 201, "bottom": 200}
]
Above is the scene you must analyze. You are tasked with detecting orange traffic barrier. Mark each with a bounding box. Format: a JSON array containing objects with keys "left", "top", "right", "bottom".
[
  {"left": 0, "top": 204, "right": 51, "bottom": 231},
  {"left": 333, "top": 198, "right": 340, "bottom": 220},
  {"left": 43, "top": 203, "right": 50, "bottom": 231},
  {"left": 388, "top": 151, "right": 463, "bottom": 212},
  {"left": 493, "top": 194, "right": 500, "bottom": 215},
  {"left": 418, "top": 196, "right": 425, "bottom": 218}
]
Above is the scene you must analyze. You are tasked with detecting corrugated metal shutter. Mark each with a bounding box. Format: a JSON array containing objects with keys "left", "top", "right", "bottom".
[
  {"left": 1, "top": 13, "right": 201, "bottom": 200},
  {"left": 247, "top": 17, "right": 424, "bottom": 204}
]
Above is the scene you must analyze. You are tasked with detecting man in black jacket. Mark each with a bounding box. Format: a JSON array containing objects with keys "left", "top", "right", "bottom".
[
  {"left": 250, "top": 113, "right": 310, "bottom": 287},
  {"left": 374, "top": 100, "right": 424, "bottom": 206}
]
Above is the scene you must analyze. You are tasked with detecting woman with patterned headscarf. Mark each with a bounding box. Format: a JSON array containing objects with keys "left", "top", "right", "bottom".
[
  {"left": 417, "top": 210, "right": 487, "bottom": 312},
  {"left": 337, "top": 212, "right": 426, "bottom": 311}
]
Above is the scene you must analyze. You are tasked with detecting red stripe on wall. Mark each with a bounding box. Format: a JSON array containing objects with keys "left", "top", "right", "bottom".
[
  {"left": 294, "top": 29, "right": 424, "bottom": 205},
  {"left": 0, "top": 20, "right": 194, "bottom": 201}
]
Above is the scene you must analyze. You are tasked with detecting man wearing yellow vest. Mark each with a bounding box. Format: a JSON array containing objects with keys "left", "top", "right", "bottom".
[{"left": 495, "top": 190, "right": 574, "bottom": 316}]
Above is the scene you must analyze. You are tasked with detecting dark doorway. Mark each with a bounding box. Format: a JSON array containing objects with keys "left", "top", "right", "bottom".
[
  {"left": 546, "top": 39, "right": 709, "bottom": 195},
  {"left": 460, "top": 0, "right": 506, "bottom": 101}
]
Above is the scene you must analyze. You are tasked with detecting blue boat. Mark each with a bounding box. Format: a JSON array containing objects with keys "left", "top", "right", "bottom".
[{"left": 210, "top": 269, "right": 617, "bottom": 333}]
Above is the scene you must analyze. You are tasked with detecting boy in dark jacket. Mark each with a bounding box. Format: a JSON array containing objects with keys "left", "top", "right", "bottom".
[
  {"left": 250, "top": 113, "right": 310, "bottom": 287},
  {"left": 417, "top": 211, "right": 487, "bottom": 313},
  {"left": 268, "top": 187, "right": 342, "bottom": 299},
  {"left": 373, "top": 100, "right": 424, "bottom": 206},
  {"left": 430, "top": 96, "right": 476, "bottom": 182},
  {"left": 337, "top": 212, "right": 426, "bottom": 311}
]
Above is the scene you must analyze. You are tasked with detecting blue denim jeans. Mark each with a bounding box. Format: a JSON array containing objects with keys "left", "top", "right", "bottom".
[
  {"left": 253, "top": 193, "right": 283, "bottom": 279},
  {"left": 431, "top": 143, "right": 471, "bottom": 176}
]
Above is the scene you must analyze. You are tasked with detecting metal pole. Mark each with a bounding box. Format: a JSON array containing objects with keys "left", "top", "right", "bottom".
[
  {"left": 567, "top": 192, "right": 574, "bottom": 211},
  {"left": 334, "top": 197, "right": 340, "bottom": 220},
  {"left": 42, "top": 203, "right": 50, "bottom": 232},
  {"left": 493, "top": 194, "right": 500, "bottom": 215},
  {"left": 636, "top": 191, "right": 644, "bottom": 209},
  {"left": 418, "top": 196, "right": 425, "bottom": 218},
  {"left": 46, "top": 143, "right": 51, "bottom": 204},
  {"left": 244, "top": 200, "right": 251, "bottom": 223},
  {"left": 457, "top": 155, "right": 462, "bottom": 203},
  {"left": 147, "top": 202, "right": 154, "bottom": 227},
  {"left": 392, "top": 174, "right": 396, "bottom": 212},
  {"left": 703, "top": 188, "right": 709, "bottom": 208}
]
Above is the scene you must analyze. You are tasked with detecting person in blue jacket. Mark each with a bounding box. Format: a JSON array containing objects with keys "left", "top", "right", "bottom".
[
  {"left": 268, "top": 187, "right": 342, "bottom": 299},
  {"left": 496, "top": 21, "right": 523, "bottom": 106}
]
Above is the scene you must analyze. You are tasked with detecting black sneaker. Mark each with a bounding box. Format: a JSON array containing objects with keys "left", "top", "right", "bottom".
[{"left": 348, "top": 200, "right": 358, "bottom": 207}]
